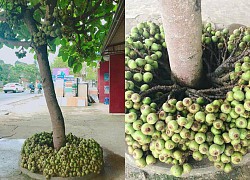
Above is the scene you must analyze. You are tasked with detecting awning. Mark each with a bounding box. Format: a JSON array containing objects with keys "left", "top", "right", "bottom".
[{"left": 101, "top": 0, "right": 125, "bottom": 56}]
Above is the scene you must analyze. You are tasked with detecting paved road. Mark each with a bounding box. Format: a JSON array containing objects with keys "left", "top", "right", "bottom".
[
  {"left": 0, "top": 90, "right": 43, "bottom": 115},
  {"left": 0, "top": 90, "right": 40, "bottom": 106}
]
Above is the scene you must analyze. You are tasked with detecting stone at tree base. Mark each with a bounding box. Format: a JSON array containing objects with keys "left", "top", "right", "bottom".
[{"left": 125, "top": 152, "right": 250, "bottom": 180}]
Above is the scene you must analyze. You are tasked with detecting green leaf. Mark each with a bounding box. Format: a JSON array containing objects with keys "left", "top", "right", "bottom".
[
  {"left": 92, "top": 62, "right": 97, "bottom": 67},
  {"left": 29, "top": 49, "right": 35, "bottom": 53},
  {"left": 61, "top": 38, "right": 67, "bottom": 46},
  {"left": 68, "top": 56, "right": 75, "bottom": 67},
  {"left": 74, "top": 0, "right": 84, "bottom": 6},
  {"left": 59, "top": 0, "right": 68, "bottom": 8},
  {"left": 50, "top": 44, "right": 56, "bottom": 53},
  {"left": 30, "top": 0, "right": 40, "bottom": 6},
  {"left": 54, "top": 38, "right": 61, "bottom": 46},
  {"left": 73, "top": 63, "right": 82, "bottom": 73},
  {"left": 61, "top": 53, "right": 69, "bottom": 62}
]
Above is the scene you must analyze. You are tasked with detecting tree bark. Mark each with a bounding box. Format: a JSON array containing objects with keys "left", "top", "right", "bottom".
[
  {"left": 35, "top": 45, "right": 66, "bottom": 150},
  {"left": 159, "top": 0, "right": 203, "bottom": 88}
]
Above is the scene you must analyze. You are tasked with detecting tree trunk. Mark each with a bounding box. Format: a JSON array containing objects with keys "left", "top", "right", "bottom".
[
  {"left": 35, "top": 45, "right": 66, "bottom": 150},
  {"left": 159, "top": 0, "right": 203, "bottom": 88},
  {"left": 23, "top": 9, "right": 66, "bottom": 150}
]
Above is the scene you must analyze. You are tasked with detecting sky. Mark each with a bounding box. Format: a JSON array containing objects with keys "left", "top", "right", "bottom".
[{"left": 0, "top": 45, "right": 58, "bottom": 65}]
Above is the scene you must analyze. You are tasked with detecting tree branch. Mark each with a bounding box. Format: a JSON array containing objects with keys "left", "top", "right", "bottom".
[
  {"left": 140, "top": 84, "right": 179, "bottom": 98},
  {"left": 209, "top": 49, "right": 250, "bottom": 77},
  {"left": 0, "top": 37, "right": 30, "bottom": 48}
]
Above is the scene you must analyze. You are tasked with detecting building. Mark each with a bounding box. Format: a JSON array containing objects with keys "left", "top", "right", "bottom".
[{"left": 98, "top": 0, "right": 125, "bottom": 113}]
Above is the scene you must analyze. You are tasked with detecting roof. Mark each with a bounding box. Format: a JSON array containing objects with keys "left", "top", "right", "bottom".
[{"left": 101, "top": 0, "right": 125, "bottom": 56}]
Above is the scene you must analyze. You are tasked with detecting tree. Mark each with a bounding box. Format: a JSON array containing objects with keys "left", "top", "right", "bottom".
[
  {"left": 0, "top": 0, "right": 116, "bottom": 150},
  {"left": 159, "top": 0, "right": 202, "bottom": 88},
  {"left": 50, "top": 56, "right": 82, "bottom": 77},
  {"left": 50, "top": 57, "right": 68, "bottom": 69},
  {"left": 0, "top": 61, "right": 39, "bottom": 83},
  {"left": 10, "top": 62, "right": 40, "bottom": 82},
  {"left": 85, "top": 66, "right": 97, "bottom": 81},
  {"left": 0, "top": 62, "right": 12, "bottom": 83}
]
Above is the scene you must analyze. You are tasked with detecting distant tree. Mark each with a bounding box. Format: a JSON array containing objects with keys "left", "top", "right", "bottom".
[
  {"left": 15, "top": 60, "right": 27, "bottom": 65},
  {"left": 50, "top": 56, "right": 76, "bottom": 75},
  {"left": 5, "top": 63, "right": 40, "bottom": 83},
  {"left": 51, "top": 57, "right": 97, "bottom": 81},
  {"left": 85, "top": 66, "right": 97, "bottom": 81},
  {"left": 0, "top": 63, "right": 12, "bottom": 84},
  {"left": 50, "top": 57, "right": 68, "bottom": 69},
  {"left": 0, "top": 59, "right": 40, "bottom": 83}
]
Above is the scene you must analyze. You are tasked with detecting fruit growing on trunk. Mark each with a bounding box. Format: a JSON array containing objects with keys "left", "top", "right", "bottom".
[{"left": 125, "top": 20, "right": 250, "bottom": 178}]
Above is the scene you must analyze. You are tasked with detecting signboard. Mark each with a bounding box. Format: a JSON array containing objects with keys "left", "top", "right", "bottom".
[
  {"left": 52, "top": 68, "right": 70, "bottom": 78},
  {"left": 104, "top": 73, "right": 109, "bottom": 81},
  {"left": 104, "top": 86, "right": 109, "bottom": 94}
]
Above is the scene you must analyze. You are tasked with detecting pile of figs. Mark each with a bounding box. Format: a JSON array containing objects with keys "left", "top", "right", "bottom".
[
  {"left": 125, "top": 21, "right": 250, "bottom": 177},
  {"left": 21, "top": 132, "right": 103, "bottom": 179}
]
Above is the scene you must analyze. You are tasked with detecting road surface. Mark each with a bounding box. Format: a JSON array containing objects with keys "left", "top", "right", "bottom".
[
  {"left": 0, "top": 90, "right": 40, "bottom": 105},
  {"left": 0, "top": 90, "right": 43, "bottom": 115}
]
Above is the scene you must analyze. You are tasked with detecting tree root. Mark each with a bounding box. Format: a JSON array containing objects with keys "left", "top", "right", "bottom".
[
  {"left": 144, "top": 83, "right": 235, "bottom": 106},
  {"left": 209, "top": 49, "right": 250, "bottom": 78},
  {"left": 140, "top": 84, "right": 180, "bottom": 98},
  {"left": 197, "top": 85, "right": 234, "bottom": 94},
  {"left": 125, "top": 67, "right": 141, "bottom": 73},
  {"left": 185, "top": 85, "right": 234, "bottom": 102}
]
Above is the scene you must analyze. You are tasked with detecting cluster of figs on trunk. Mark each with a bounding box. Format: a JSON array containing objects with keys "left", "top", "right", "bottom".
[
  {"left": 125, "top": 21, "right": 250, "bottom": 177},
  {"left": 20, "top": 132, "right": 103, "bottom": 179},
  {"left": 202, "top": 22, "right": 250, "bottom": 52}
]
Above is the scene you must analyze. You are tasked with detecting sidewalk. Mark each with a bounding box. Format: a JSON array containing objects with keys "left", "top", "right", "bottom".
[{"left": 0, "top": 96, "right": 124, "bottom": 179}]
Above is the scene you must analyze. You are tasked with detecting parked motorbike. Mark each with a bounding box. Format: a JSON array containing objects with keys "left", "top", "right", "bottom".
[
  {"left": 38, "top": 88, "right": 42, "bottom": 94},
  {"left": 30, "top": 88, "right": 35, "bottom": 93}
]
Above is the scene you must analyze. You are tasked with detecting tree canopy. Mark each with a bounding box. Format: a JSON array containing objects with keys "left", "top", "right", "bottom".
[{"left": 0, "top": 0, "right": 117, "bottom": 70}]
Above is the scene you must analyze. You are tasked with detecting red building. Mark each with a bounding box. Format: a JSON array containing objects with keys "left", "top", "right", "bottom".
[{"left": 98, "top": 0, "right": 125, "bottom": 113}]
